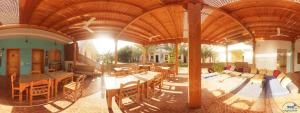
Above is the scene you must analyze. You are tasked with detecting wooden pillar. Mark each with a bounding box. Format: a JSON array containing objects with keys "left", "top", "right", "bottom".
[
  {"left": 291, "top": 40, "right": 295, "bottom": 72},
  {"left": 175, "top": 43, "right": 179, "bottom": 75},
  {"left": 252, "top": 37, "right": 256, "bottom": 67},
  {"left": 187, "top": 1, "right": 202, "bottom": 108},
  {"left": 225, "top": 44, "right": 228, "bottom": 65},
  {"left": 114, "top": 39, "right": 118, "bottom": 64},
  {"left": 142, "top": 45, "right": 148, "bottom": 64},
  {"left": 73, "top": 41, "right": 77, "bottom": 66}
]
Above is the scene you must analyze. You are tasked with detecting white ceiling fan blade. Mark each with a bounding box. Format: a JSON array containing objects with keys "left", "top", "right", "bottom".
[
  {"left": 149, "top": 35, "right": 161, "bottom": 38},
  {"left": 277, "top": 27, "right": 281, "bottom": 35},
  {"left": 84, "top": 17, "right": 96, "bottom": 27},
  {"left": 83, "top": 26, "right": 94, "bottom": 33}
]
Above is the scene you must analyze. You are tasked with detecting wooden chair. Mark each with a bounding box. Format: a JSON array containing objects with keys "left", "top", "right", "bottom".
[
  {"left": 149, "top": 74, "right": 164, "bottom": 97},
  {"left": 29, "top": 79, "right": 51, "bottom": 105},
  {"left": 115, "top": 80, "right": 140, "bottom": 109},
  {"left": 63, "top": 74, "right": 86, "bottom": 102},
  {"left": 10, "top": 73, "right": 29, "bottom": 101}
]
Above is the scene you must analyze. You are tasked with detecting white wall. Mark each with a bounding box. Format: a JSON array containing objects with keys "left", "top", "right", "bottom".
[
  {"left": 294, "top": 39, "right": 300, "bottom": 72},
  {"left": 255, "top": 40, "right": 292, "bottom": 72}
]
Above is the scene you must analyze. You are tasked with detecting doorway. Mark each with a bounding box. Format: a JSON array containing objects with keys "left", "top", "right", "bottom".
[
  {"left": 6, "top": 48, "right": 20, "bottom": 83},
  {"left": 32, "top": 49, "right": 44, "bottom": 73},
  {"left": 155, "top": 55, "right": 159, "bottom": 63},
  {"left": 277, "top": 49, "right": 287, "bottom": 73}
]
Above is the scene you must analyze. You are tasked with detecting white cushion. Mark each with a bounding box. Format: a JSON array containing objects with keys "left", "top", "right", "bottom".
[
  {"left": 268, "top": 79, "right": 289, "bottom": 97},
  {"left": 287, "top": 83, "right": 298, "bottom": 94},
  {"left": 281, "top": 77, "right": 292, "bottom": 88},
  {"left": 201, "top": 68, "right": 209, "bottom": 74},
  {"left": 229, "top": 66, "right": 236, "bottom": 71}
]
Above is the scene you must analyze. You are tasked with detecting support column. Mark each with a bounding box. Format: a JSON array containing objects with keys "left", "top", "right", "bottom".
[
  {"left": 175, "top": 43, "right": 179, "bottom": 75},
  {"left": 142, "top": 45, "right": 148, "bottom": 64},
  {"left": 114, "top": 39, "right": 118, "bottom": 64},
  {"left": 291, "top": 40, "right": 295, "bottom": 72},
  {"left": 187, "top": 1, "right": 202, "bottom": 108},
  {"left": 73, "top": 41, "right": 77, "bottom": 66},
  {"left": 252, "top": 37, "right": 256, "bottom": 67},
  {"left": 225, "top": 44, "right": 228, "bottom": 65}
]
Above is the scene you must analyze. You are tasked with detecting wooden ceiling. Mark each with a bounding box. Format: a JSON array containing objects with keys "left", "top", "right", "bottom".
[{"left": 15, "top": 0, "right": 300, "bottom": 44}]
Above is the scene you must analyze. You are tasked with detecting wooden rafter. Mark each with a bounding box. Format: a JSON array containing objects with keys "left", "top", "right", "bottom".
[
  {"left": 203, "top": 4, "right": 255, "bottom": 41},
  {"left": 115, "top": 3, "right": 183, "bottom": 39}
]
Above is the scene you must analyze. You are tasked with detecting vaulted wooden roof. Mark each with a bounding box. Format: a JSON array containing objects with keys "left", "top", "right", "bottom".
[{"left": 11, "top": 0, "right": 300, "bottom": 44}]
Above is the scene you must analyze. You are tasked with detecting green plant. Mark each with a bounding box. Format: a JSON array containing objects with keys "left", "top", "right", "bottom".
[{"left": 212, "top": 63, "right": 225, "bottom": 72}]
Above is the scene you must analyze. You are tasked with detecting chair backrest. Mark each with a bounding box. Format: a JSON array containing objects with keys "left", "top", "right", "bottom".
[
  {"left": 10, "top": 73, "right": 17, "bottom": 89},
  {"left": 119, "top": 80, "right": 140, "bottom": 98},
  {"left": 153, "top": 74, "right": 163, "bottom": 85},
  {"left": 30, "top": 79, "right": 51, "bottom": 95},
  {"left": 75, "top": 74, "right": 86, "bottom": 90},
  {"left": 31, "top": 70, "right": 42, "bottom": 74}
]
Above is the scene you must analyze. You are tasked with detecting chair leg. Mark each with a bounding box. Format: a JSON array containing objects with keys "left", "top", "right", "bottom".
[
  {"left": 11, "top": 90, "right": 14, "bottom": 100},
  {"left": 26, "top": 89, "right": 29, "bottom": 101}
]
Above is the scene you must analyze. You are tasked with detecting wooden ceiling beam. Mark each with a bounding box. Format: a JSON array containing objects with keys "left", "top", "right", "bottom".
[
  {"left": 115, "top": 3, "right": 183, "bottom": 40},
  {"left": 56, "top": 18, "right": 126, "bottom": 31},
  {"left": 19, "top": 0, "right": 43, "bottom": 24},
  {"left": 35, "top": 0, "right": 145, "bottom": 25},
  {"left": 49, "top": 11, "right": 136, "bottom": 29},
  {"left": 150, "top": 13, "right": 173, "bottom": 38},
  {"left": 203, "top": 4, "right": 255, "bottom": 42},
  {"left": 166, "top": 8, "right": 179, "bottom": 38}
]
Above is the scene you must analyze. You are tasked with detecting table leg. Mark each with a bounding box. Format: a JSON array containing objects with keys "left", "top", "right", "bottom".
[
  {"left": 55, "top": 80, "right": 58, "bottom": 97},
  {"left": 19, "top": 88, "right": 23, "bottom": 102},
  {"left": 106, "top": 91, "right": 113, "bottom": 109},
  {"left": 51, "top": 80, "right": 54, "bottom": 97}
]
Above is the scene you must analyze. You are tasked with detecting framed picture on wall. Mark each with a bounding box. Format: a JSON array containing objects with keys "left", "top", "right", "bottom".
[{"left": 298, "top": 53, "right": 300, "bottom": 64}]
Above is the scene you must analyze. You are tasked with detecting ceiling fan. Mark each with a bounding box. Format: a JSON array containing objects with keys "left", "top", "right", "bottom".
[
  {"left": 149, "top": 35, "right": 161, "bottom": 42},
  {"left": 270, "top": 27, "right": 289, "bottom": 38},
  {"left": 139, "top": 35, "right": 161, "bottom": 42},
  {"left": 69, "top": 17, "right": 96, "bottom": 33}
]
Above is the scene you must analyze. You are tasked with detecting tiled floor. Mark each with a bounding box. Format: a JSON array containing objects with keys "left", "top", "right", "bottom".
[{"left": 0, "top": 71, "right": 299, "bottom": 113}]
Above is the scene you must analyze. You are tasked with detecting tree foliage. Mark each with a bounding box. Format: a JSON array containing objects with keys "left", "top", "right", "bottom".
[{"left": 118, "top": 45, "right": 142, "bottom": 63}]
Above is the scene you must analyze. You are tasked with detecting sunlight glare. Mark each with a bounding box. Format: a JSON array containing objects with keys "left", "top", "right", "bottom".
[{"left": 93, "top": 34, "right": 115, "bottom": 54}]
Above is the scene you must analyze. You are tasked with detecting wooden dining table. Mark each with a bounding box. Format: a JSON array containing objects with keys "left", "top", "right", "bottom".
[
  {"left": 19, "top": 74, "right": 52, "bottom": 102},
  {"left": 104, "top": 71, "right": 160, "bottom": 109},
  {"left": 46, "top": 71, "right": 74, "bottom": 97}
]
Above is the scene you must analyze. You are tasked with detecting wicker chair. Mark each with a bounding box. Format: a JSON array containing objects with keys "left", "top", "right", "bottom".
[
  {"left": 63, "top": 74, "right": 86, "bottom": 102},
  {"left": 10, "top": 73, "right": 29, "bottom": 101},
  {"left": 29, "top": 79, "right": 51, "bottom": 105},
  {"left": 115, "top": 80, "right": 140, "bottom": 109}
]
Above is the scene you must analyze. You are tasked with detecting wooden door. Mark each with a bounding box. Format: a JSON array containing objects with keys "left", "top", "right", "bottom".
[
  {"left": 32, "top": 49, "right": 44, "bottom": 73},
  {"left": 6, "top": 49, "right": 20, "bottom": 77}
]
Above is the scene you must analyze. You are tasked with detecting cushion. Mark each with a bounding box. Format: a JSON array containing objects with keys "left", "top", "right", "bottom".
[
  {"left": 281, "top": 77, "right": 292, "bottom": 88},
  {"left": 208, "top": 68, "right": 214, "bottom": 73},
  {"left": 231, "top": 71, "right": 242, "bottom": 76},
  {"left": 250, "top": 67, "right": 257, "bottom": 74},
  {"left": 225, "top": 65, "right": 231, "bottom": 70},
  {"left": 277, "top": 73, "right": 286, "bottom": 82},
  {"left": 268, "top": 78, "right": 289, "bottom": 97},
  {"left": 266, "top": 70, "right": 273, "bottom": 76},
  {"left": 236, "top": 67, "right": 243, "bottom": 72},
  {"left": 273, "top": 70, "right": 280, "bottom": 78},
  {"left": 259, "top": 69, "right": 267, "bottom": 75},
  {"left": 241, "top": 73, "right": 255, "bottom": 78},
  {"left": 201, "top": 68, "right": 209, "bottom": 74},
  {"left": 287, "top": 83, "right": 298, "bottom": 94},
  {"left": 229, "top": 65, "right": 236, "bottom": 71}
]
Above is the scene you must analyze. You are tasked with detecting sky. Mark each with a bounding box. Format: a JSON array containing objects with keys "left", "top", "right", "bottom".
[{"left": 92, "top": 36, "right": 137, "bottom": 54}]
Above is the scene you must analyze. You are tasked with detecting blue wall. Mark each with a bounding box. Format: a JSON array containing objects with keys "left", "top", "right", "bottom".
[{"left": 0, "top": 37, "right": 64, "bottom": 76}]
